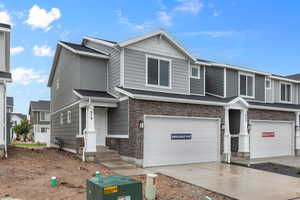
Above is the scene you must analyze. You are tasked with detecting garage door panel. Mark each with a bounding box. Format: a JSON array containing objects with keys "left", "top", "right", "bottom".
[
  {"left": 144, "top": 116, "right": 219, "bottom": 167},
  {"left": 250, "top": 121, "right": 293, "bottom": 159}
]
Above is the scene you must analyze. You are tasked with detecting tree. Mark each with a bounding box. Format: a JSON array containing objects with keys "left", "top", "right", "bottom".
[{"left": 13, "top": 119, "right": 32, "bottom": 142}]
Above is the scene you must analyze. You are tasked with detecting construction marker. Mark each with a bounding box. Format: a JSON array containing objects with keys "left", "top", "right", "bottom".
[
  {"left": 206, "top": 196, "right": 213, "bottom": 200},
  {"left": 95, "top": 171, "right": 100, "bottom": 177},
  {"left": 51, "top": 176, "right": 57, "bottom": 187}
]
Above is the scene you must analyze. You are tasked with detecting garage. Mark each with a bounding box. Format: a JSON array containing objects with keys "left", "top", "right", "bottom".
[
  {"left": 143, "top": 115, "right": 220, "bottom": 167},
  {"left": 250, "top": 120, "right": 294, "bottom": 159}
]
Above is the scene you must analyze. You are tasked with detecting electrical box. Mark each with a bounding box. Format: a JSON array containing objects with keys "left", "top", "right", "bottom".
[{"left": 87, "top": 175, "right": 142, "bottom": 200}]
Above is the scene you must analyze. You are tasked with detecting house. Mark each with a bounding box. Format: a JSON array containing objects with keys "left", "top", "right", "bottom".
[
  {"left": 47, "top": 29, "right": 300, "bottom": 167},
  {"left": 0, "top": 23, "right": 12, "bottom": 158},
  {"left": 29, "top": 100, "right": 50, "bottom": 145},
  {"left": 6, "top": 96, "right": 14, "bottom": 144},
  {"left": 10, "top": 113, "right": 27, "bottom": 141}
]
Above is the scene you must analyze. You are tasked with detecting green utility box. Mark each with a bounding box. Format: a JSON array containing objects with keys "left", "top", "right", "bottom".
[{"left": 86, "top": 175, "right": 142, "bottom": 200}]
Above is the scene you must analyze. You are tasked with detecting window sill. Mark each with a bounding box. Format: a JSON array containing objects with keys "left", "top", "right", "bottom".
[
  {"left": 145, "top": 84, "right": 171, "bottom": 90},
  {"left": 240, "top": 95, "right": 255, "bottom": 99}
]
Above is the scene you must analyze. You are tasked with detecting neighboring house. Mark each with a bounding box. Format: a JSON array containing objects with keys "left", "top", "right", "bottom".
[
  {"left": 0, "top": 23, "right": 12, "bottom": 158},
  {"left": 10, "top": 113, "right": 27, "bottom": 140},
  {"left": 29, "top": 100, "right": 51, "bottom": 146},
  {"left": 47, "top": 29, "right": 300, "bottom": 167},
  {"left": 6, "top": 96, "right": 13, "bottom": 144}
]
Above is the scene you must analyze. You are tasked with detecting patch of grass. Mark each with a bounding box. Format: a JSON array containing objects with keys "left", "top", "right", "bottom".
[{"left": 12, "top": 142, "right": 46, "bottom": 148}]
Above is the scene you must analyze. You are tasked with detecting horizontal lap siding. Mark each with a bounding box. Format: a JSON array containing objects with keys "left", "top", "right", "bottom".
[
  {"left": 272, "top": 79, "right": 297, "bottom": 104},
  {"left": 108, "top": 100, "right": 129, "bottom": 135},
  {"left": 50, "top": 103, "right": 82, "bottom": 151},
  {"left": 124, "top": 48, "right": 189, "bottom": 94},
  {"left": 206, "top": 66, "right": 224, "bottom": 97},
  {"left": 190, "top": 66, "right": 205, "bottom": 95}
]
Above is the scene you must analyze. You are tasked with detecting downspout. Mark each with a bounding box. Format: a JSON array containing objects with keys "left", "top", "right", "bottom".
[
  {"left": 4, "top": 81, "right": 7, "bottom": 158},
  {"left": 82, "top": 97, "right": 92, "bottom": 162}
]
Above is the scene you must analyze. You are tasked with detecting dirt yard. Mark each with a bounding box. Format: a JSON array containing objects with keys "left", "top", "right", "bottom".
[{"left": 0, "top": 147, "right": 234, "bottom": 200}]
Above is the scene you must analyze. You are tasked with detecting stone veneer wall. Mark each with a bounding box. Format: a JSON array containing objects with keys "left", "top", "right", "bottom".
[
  {"left": 107, "top": 98, "right": 225, "bottom": 159},
  {"left": 248, "top": 109, "right": 296, "bottom": 121}
]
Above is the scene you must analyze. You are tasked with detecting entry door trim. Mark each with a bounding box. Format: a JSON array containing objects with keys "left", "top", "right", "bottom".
[{"left": 143, "top": 115, "right": 221, "bottom": 167}]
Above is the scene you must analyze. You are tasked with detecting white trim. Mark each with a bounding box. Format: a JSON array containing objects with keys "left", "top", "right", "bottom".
[
  {"left": 270, "top": 75, "right": 299, "bottom": 84},
  {"left": 206, "top": 92, "right": 225, "bottom": 99},
  {"left": 114, "top": 87, "right": 134, "bottom": 98},
  {"left": 145, "top": 54, "right": 172, "bottom": 89},
  {"left": 203, "top": 66, "right": 206, "bottom": 95},
  {"left": 0, "top": 27, "right": 10, "bottom": 32},
  {"left": 40, "top": 111, "right": 50, "bottom": 122},
  {"left": 106, "top": 135, "right": 129, "bottom": 139},
  {"left": 60, "top": 113, "right": 64, "bottom": 125},
  {"left": 51, "top": 101, "right": 80, "bottom": 115},
  {"left": 72, "top": 90, "right": 118, "bottom": 102},
  {"left": 120, "top": 47, "right": 125, "bottom": 87},
  {"left": 67, "top": 110, "right": 71, "bottom": 124},
  {"left": 265, "top": 78, "right": 271, "bottom": 89},
  {"left": 190, "top": 65, "right": 200, "bottom": 79},
  {"left": 228, "top": 97, "right": 249, "bottom": 108},
  {"left": 279, "top": 82, "right": 292, "bottom": 104},
  {"left": 224, "top": 68, "right": 227, "bottom": 98},
  {"left": 238, "top": 72, "right": 255, "bottom": 99},
  {"left": 79, "top": 106, "right": 82, "bottom": 136},
  {"left": 119, "top": 96, "right": 129, "bottom": 101},
  {"left": 118, "top": 29, "right": 196, "bottom": 61},
  {"left": 58, "top": 42, "right": 110, "bottom": 59},
  {"left": 83, "top": 37, "right": 116, "bottom": 47},
  {"left": 188, "top": 60, "right": 191, "bottom": 95}
]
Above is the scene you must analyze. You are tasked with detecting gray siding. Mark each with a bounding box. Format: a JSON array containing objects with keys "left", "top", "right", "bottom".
[
  {"left": 206, "top": 66, "right": 224, "bottom": 97},
  {"left": 0, "top": 31, "right": 9, "bottom": 72},
  {"left": 30, "top": 111, "right": 50, "bottom": 125},
  {"left": 254, "top": 74, "right": 265, "bottom": 102},
  {"left": 190, "top": 65, "right": 205, "bottom": 95},
  {"left": 272, "top": 79, "right": 298, "bottom": 104},
  {"left": 84, "top": 40, "right": 120, "bottom": 95},
  {"left": 79, "top": 55, "right": 107, "bottom": 91},
  {"left": 50, "top": 103, "right": 82, "bottom": 150},
  {"left": 226, "top": 69, "right": 238, "bottom": 97},
  {"left": 51, "top": 48, "right": 81, "bottom": 112},
  {"left": 124, "top": 48, "right": 189, "bottom": 94},
  {"left": 108, "top": 99, "right": 128, "bottom": 135}
]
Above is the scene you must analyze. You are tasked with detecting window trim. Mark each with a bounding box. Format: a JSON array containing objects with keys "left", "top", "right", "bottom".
[
  {"left": 280, "top": 82, "right": 292, "bottom": 103},
  {"left": 56, "top": 78, "right": 60, "bottom": 90},
  {"left": 60, "top": 113, "right": 64, "bottom": 125},
  {"left": 265, "top": 78, "right": 271, "bottom": 89},
  {"left": 145, "top": 54, "right": 172, "bottom": 89},
  {"left": 40, "top": 111, "right": 50, "bottom": 121},
  {"left": 190, "top": 66, "right": 201, "bottom": 79},
  {"left": 238, "top": 72, "right": 255, "bottom": 99},
  {"left": 67, "top": 111, "right": 71, "bottom": 124}
]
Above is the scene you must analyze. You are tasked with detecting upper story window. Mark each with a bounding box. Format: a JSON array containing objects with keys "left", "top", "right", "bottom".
[
  {"left": 67, "top": 111, "right": 71, "bottom": 124},
  {"left": 280, "top": 83, "right": 292, "bottom": 103},
  {"left": 265, "top": 79, "right": 271, "bottom": 89},
  {"left": 239, "top": 73, "right": 255, "bottom": 98},
  {"left": 40, "top": 111, "right": 50, "bottom": 121},
  {"left": 146, "top": 55, "right": 171, "bottom": 88},
  {"left": 60, "top": 113, "right": 64, "bottom": 125},
  {"left": 190, "top": 66, "right": 200, "bottom": 79}
]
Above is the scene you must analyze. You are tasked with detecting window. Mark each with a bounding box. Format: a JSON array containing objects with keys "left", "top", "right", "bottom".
[
  {"left": 40, "top": 112, "right": 50, "bottom": 121},
  {"left": 146, "top": 56, "right": 171, "bottom": 88},
  {"left": 41, "top": 127, "right": 49, "bottom": 133},
  {"left": 239, "top": 73, "right": 254, "bottom": 98},
  {"left": 266, "top": 79, "right": 271, "bottom": 89},
  {"left": 56, "top": 78, "right": 60, "bottom": 90},
  {"left": 190, "top": 66, "right": 200, "bottom": 79},
  {"left": 280, "top": 83, "right": 292, "bottom": 102},
  {"left": 67, "top": 111, "right": 71, "bottom": 124},
  {"left": 60, "top": 113, "right": 64, "bottom": 125}
]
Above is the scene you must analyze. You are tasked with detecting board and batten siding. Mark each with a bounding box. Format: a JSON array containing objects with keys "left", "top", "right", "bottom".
[
  {"left": 206, "top": 66, "right": 224, "bottom": 97},
  {"left": 254, "top": 74, "right": 265, "bottom": 102},
  {"left": 190, "top": 65, "right": 205, "bottom": 95},
  {"left": 124, "top": 48, "right": 189, "bottom": 94},
  {"left": 108, "top": 99, "right": 129, "bottom": 136},
  {"left": 272, "top": 79, "right": 298, "bottom": 104},
  {"left": 50, "top": 103, "right": 82, "bottom": 150},
  {"left": 84, "top": 40, "right": 120, "bottom": 95},
  {"left": 226, "top": 69, "right": 238, "bottom": 97},
  {"left": 265, "top": 80, "right": 273, "bottom": 103}
]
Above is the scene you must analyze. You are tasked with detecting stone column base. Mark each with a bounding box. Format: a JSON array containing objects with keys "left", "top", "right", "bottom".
[
  {"left": 236, "top": 152, "right": 250, "bottom": 159},
  {"left": 295, "top": 149, "right": 300, "bottom": 156}
]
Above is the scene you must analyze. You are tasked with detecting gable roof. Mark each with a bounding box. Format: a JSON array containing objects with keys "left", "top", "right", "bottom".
[
  {"left": 73, "top": 89, "right": 117, "bottom": 100},
  {"left": 285, "top": 73, "right": 300, "bottom": 81},
  {"left": 6, "top": 96, "right": 13, "bottom": 107},
  {"left": 29, "top": 100, "right": 50, "bottom": 113},
  {"left": 11, "top": 113, "right": 27, "bottom": 120}
]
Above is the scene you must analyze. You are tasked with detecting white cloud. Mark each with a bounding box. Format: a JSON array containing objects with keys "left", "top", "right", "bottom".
[
  {"left": 33, "top": 45, "right": 53, "bottom": 57},
  {"left": 12, "top": 67, "right": 47, "bottom": 85},
  {"left": 10, "top": 46, "right": 24, "bottom": 56},
  {"left": 25, "top": 5, "right": 61, "bottom": 31},
  {"left": 0, "top": 11, "right": 11, "bottom": 24},
  {"left": 213, "top": 9, "right": 221, "bottom": 17},
  {"left": 115, "top": 10, "right": 153, "bottom": 31},
  {"left": 157, "top": 11, "right": 172, "bottom": 26},
  {"left": 175, "top": 0, "right": 203, "bottom": 15},
  {"left": 157, "top": 0, "right": 167, "bottom": 9},
  {"left": 181, "top": 31, "right": 235, "bottom": 38}
]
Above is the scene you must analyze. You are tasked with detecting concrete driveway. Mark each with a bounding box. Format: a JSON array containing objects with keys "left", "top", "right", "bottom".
[
  {"left": 148, "top": 162, "right": 300, "bottom": 200},
  {"left": 249, "top": 156, "right": 300, "bottom": 168}
]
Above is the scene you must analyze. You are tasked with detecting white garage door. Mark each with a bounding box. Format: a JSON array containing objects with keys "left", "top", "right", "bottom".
[
  {"left": 250, "top": 120, "right": 294, "bottom": 159},
  {"left": 143, "top": 116, "right": 220, "bottom": 167}
]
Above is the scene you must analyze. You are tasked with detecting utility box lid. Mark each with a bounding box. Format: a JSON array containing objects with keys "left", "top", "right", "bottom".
[{"left": 89, "top": 175, "right": 140, "bottom": 186}]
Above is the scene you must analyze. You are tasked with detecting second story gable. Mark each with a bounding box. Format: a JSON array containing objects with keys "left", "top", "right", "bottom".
[{"left": 29, "top": 100, "right": 50, "bottom": 125}]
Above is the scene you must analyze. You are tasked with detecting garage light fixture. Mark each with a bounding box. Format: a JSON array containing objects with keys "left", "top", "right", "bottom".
[
  {"left": 220, "top": 122, "right": 225, "bottom": 130},
  {"left": 247, "top": 123, "right": 252, "bottom": 131},
  {"left": 139, "top": 120, "right": 144, "bottom": 129}
]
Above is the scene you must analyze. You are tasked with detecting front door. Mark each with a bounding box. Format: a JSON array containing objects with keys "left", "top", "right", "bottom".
[{"left": 94, "top": 107, "right": 107, "bottom": 146}]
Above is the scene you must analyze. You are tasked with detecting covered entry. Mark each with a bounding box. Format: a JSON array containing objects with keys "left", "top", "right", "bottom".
[
  {"left": 143, "top": 115, "right": 220, "bottom": 167},
  {"left": 250, "top": 120, "right": 294, "bottom": 158}
]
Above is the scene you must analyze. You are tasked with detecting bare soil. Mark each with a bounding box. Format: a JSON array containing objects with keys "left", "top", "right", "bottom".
[{"left": 0, "top": 147, "right": 234, "bottom": 200}]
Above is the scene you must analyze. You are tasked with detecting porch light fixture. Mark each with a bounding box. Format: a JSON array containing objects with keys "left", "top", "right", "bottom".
[
  {"left": 221, "top": 122, "right": 225, "bottom": 130},
  {"left": 139, "top": 120, "right": 144, "bottom": 129},
  {"left": 247, "top": 123, "right": 252, "bottom": 131}
]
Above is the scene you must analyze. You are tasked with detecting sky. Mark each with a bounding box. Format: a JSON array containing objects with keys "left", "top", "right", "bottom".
[{"left": 1, "top": 0, "right": 300, "bottom": 114}]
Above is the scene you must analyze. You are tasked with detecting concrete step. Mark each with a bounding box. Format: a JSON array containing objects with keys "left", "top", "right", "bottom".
[{"left": 99, "top": 160, "right": 137, "bottom": 170}]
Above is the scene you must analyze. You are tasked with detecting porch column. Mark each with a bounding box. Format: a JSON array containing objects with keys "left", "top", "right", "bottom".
[
  {"left": 295, "top": 112, "right": 300, "bottom": 156},
  {"left": 223, "top": 107, "right": 231, "bottom": 163},
  {"left": 238, "top": 109, "right": 250, "bottom": 153},
  {"left": 85, "top": 105, "right": 96, "bottom": 152}
]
